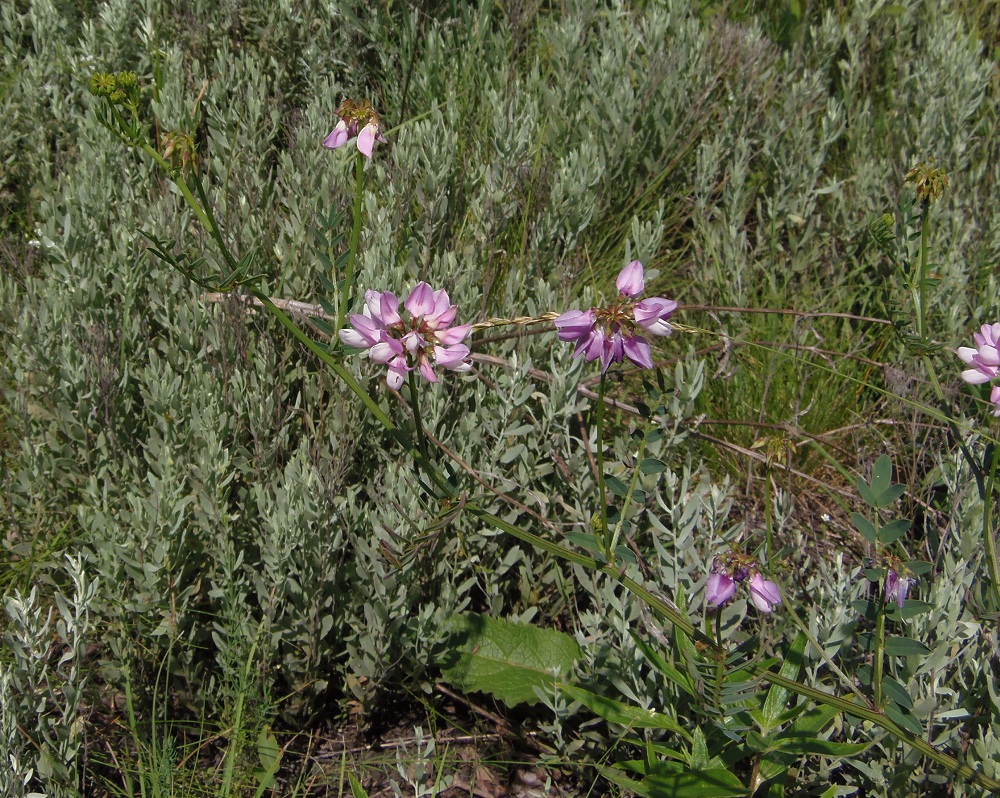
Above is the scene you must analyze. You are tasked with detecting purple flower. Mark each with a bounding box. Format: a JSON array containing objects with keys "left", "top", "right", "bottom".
[
  {"left": 958, "top": 323, "right": 1000, "bottom": 385},
  {"left": 884, "top": 569, "right": 916, "bottom": 608},
  {"left": 748, "top": 574, "right": 782, "bottom": 613},
  {"left": 992, "top": 385, "right": 1000, "bottom": 417},
  {"left": 616, "top": 260, "right": 645, "bottom": 297},
  {"left": 340, "top": 283, "right": 472, "bottom": 389},
  {"left": 324, "top": 99, "right": 386, "bottom": 159},
  {"left": 554, "top": 261, "right": 677, "bottom": 372},
  {"left": 705, "top": 558, "right": 781, "bottom": 613},
  {"left": 706, "top": 570, "right": 737, "bottom": 606}
]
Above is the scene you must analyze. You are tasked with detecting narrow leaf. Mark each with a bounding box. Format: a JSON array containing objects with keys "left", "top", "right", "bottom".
[
  {"left": 559, "top": 684, "right": 687, "bottom": 734},
  {"left": 761, "top": 633, "right": 807, "bottom": 731}
]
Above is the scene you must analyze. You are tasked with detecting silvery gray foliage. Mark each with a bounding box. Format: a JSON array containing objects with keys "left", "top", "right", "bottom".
[
  {"left": 5, "top": 0, "right": 1000, "bottom": 792},
  {"left": 2, "top": 557, "right": 96, "bottom": 798}
]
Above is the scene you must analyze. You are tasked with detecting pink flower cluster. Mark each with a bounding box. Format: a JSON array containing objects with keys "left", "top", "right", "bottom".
[
  {"left": 958, "top": 323, "right": 1000, "bottom": 416},
  {"left": 706, "top": 556, "right": 781, "bottom": 613},
  {"left": 339, "top": 283, "right": 472, "bottom": 389},
  {"left": 554, "top": 261, "right": 678, "bottom": 372},
  {"left": 323, "top": 99, "right": 386, "bottom": 159}
]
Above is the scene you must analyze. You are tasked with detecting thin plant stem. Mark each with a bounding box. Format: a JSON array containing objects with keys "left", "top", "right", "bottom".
[
  {"left": 873, "top": 598, "right": 886, "bottom": 710},
  {"left": 983, "top": 443, "right": 1000, "bottom": 610},
  {"left": 338, "top": 150, "right": 367, "bottom": 335},
  {"left": 764, "top": 463, "right": 773, "bottom": 563},
  {"left": 596, "top": 372, "right": 609, "bottom": 559},
  {"left": 917, "top": 200, "right": 930, "bottom": 340},
  {"left": 921, "top": 355, "right": 1000, "bottom": 604},
  {"left": 408, "top": 370, "right": 430, "bottom": 465},
  {"left": 607, "top": 436, "right": 646, "bottom": 559}
]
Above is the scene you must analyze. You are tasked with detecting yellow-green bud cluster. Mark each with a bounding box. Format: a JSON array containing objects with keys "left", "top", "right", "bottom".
[{"left": 88, "top": 71, "right": 139, "bottom": 106}]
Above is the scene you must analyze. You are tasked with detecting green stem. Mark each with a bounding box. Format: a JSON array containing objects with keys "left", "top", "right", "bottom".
[
  {"left": 338, "top": 150, "right": 367, "bottom": 335},
  {"left": 607, "top": 436, "right": 646, "bottom": 559},
  {"left": 764, "top": 463, "right": 773, "bottom": 563},
  {"left": 921, "top": 355, "right": 999, "bottom": 605},
  {"left": 873, "top": 596, "right": 886, "bottom": 709},
  {"left": 596, "top": 373, "right": 610, "bottom": 560},
  {"left": 917, "top": 201, "right": 930, "bottom": 340},
  {"left": 983, "top": 443, "right": 1000, "bottom": 610},
  {"left": 408, "top": 370, "right": 430, "bottom": 465}
]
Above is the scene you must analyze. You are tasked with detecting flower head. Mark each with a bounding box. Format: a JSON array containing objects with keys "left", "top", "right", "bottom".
[
  {"left": 705, "top": 554, "right": 781, "bottom": 613},
  {"left": 340, "top": 283, "right": 472, "bottom": 389},
  {"left": 884, "top": 568, "right": 916, "bottom": 608},
  {"left": 957, "top": 323, "right": 1000, "bottom": 385},
  {"left": 748, "top": 574, "right": 782, "bottom": 613},
  {"left": 706, "top": 565, "right": 736, "bottom": 606},
  {"left": 904, "top": 162, "right": 949, "bottom": 205},
  {"left": 554, "top": 260, "right": 677, "bottom": 372},
  {"left": 324, "top": 99, "right": 386, "bottom": 159}
]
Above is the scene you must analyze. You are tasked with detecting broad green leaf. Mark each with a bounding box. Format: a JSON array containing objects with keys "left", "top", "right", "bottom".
[
  {"left": 851, "top": 513, "right": 878, "bottom": 544},
  {"left": 885, "top": 636, "right": 930, "bottom": 656},
  {"left": 905, "top": 560, "right": 932, "bottom": 575},
  {"left": 851, "top": 599, "right": 877, "bottom": 620},
  {"left": 252, "top": 725, "right": 282, "bottom": 796},
  {"left": 643, "top": 770, "right": 749, "bottom": 797},
  {"left": 566, "top": 532, "right": 602, "bottom": 555},
  {"left": 559, "top": 684, "right": 688, "bottom": 735},
  {"left": 881, "top": 676, "right": 913, "bottom": 710},
  {"left": 890, "top": 599, "right": 932, "bottom": 620},
  {"left": 871, "top": 454, "right": 893, "bottom": 494},
  {"left": 439, "top": 613, "right": 582, "bottom": 706},
  {"left": 256, "top": 725, "right": 280, "bottom": 771},
  {"left": 884, "top": 702, "right": 923, "bottom": 735},
  {"left": 605, "top": 475, "right": 628, "bottom": 497},
  {"left": 856, "top": 480, "right": 878, "bottom": 508},
  {"left": 874, "top": 484, "right": 905, "bottom": 507},
  {"left": 877, "top": 518, "right": 911, "bottom": 544},
  {"left": 640, "top": 457, "right": 667, "bottom": 474},
  {"left": 770, "top": 738, "right": 868, "bottom": 757}
]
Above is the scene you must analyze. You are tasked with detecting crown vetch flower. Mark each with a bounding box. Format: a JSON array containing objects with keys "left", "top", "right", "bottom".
[
  {"left": 706, "top": 555, "right": 781, "bottom": 613},
  {"left": 748, "top": 573, "right": 782, "bottom": 613},
  {"left": 340, "top": 284, "right": 472, "bottom": 389},
  {"left": 884, "top": 569, "right": 916, "bottom": 608},
  {"left": 554, "top": 260, "right": 677, "bottom": 372},
  {"left": 706, "top": 567, "right": 737, "bottom": 606},
  {"left": 991, "top": 385, "right": 1000, "bottom": 417},
  {"left": 324, "top": 99, "right": 386, "bottom": 159},
  {"left": 958, "top": 323, "right": 1000, "bottom": 385}
]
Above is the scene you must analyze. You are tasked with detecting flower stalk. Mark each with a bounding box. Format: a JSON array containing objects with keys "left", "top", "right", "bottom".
[
  {"left": 596, "top": 372, "right": 610, "bottom": 559},
  {"left": 873, "top": 597, "right": 886, "bottom": 709},
  {"left": 338, "top": 149, "right": 367, "bottom": 336}
]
